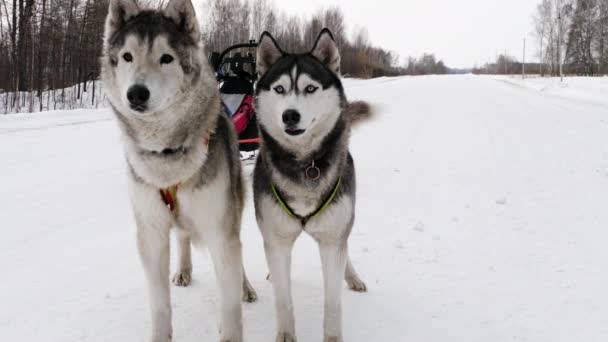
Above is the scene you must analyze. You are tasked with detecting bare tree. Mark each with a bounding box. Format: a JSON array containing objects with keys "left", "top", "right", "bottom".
[
  {"left": 566, "top": 0, "right": 598, "bottom": 75},
  {"left": 533, "top": 0, "right": 552, "bottom": 75},
  {"left": 322, "top": 7, "right": 346, "bottom": 51},
  {"left": 0, "top": 0, "right": 414, "bottom": 114}
]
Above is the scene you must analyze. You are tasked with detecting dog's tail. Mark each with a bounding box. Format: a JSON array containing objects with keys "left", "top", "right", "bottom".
[{"left": 344, "top": 100, "right": 374, "bottom": 126}]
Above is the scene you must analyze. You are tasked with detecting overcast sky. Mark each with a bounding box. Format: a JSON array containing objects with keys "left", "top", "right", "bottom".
[{"left": 193, "top": 0, "right": 539, "bottom": 69}]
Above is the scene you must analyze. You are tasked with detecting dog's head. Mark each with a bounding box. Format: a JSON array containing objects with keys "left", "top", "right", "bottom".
[
  {"left": 255, "top": 29, "right": 346, "bottom": 149},
  {"left": 102, "top": 0, "right": 203, "bottom": 117}
]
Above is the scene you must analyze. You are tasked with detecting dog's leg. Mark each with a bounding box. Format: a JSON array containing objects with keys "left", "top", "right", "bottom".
[
  {"left": 206, "top": 228, "right": 244, "bottom": 342},
  {"left": 264, "top": 235, "right": 298, "bottom": 342},
  {"left": 241, "top": 264, "right": 258, "bottom": 302},
  {"left": 136, "top": 221, "right": 173, "bottom": 342},
  {"left": 172, "top": 230, "right": 193, "bottom": 287},
  {"left": 345, "top": 257, "right": 367, "bottom": 292},
  {"left": 319, "top": 241, "right": 348, "bottom": 342}
]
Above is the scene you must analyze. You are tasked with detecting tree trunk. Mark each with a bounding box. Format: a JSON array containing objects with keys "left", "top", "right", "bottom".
[
  {"left": 17, "top": 0, "right": 26, "bottom": 91},
  {"left": 61, "top": 0, "right": 75, "bottom": 105},
  {"left": 29, "top": 25, "right": 34, "bottom": 113},
  {"left": 77, "top": 0, "right": 90, "bottom": 101},
  {"left": 37, "top": 0, "right": 46, "bottom": 106}
]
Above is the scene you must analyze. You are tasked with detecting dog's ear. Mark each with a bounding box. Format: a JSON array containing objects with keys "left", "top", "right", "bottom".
[
  {"left": 257, "top": 32, "right": 284, "bottom": 76},
  {"left": 311, "top": 28, "right": 341, "bottom": 74},
  {"left": 105, "top": 0, "right": 140, "bottom": 39},
  {"left": 164, "top": 0, "right": 201, "bottom": 42}
]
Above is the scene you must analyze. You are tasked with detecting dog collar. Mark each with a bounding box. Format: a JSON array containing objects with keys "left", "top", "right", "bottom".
[
  {"left": 271, "top": 176, "right": 342, "bottom": 225},
  {"left": 159, "top": 130, "right": 211, "bottom": 214},
  {"left": 159, "top": 146, "right": 186, "bottom": 155},
  {"left": 306, "top": 160, "right": 321, "bottom": 180}
]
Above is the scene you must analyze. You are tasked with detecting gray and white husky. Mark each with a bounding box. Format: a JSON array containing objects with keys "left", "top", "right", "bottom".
[
  {"left": 253, "top": 29, "right": 370, "bottom": 342},
  {"left": 101, "top": 0, "right": 256, "bottom": 341}
]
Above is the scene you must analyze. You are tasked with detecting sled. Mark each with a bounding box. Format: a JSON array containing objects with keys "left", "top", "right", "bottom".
[{"left": 210, "top": 41, "right": 261, "bottom": 155}]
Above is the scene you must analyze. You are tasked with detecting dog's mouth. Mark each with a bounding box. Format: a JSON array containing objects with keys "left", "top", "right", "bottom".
[
  {"left": 285, "top": 128, "right": 305, "bottom": 136},
  {"left": 130, "top": 104, "right": 148, "bottom": 113}
]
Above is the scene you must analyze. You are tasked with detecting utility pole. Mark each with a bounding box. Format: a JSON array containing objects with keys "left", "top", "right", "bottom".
[{"left": 522, "top": 37, "right": 526, "bottom": 79}]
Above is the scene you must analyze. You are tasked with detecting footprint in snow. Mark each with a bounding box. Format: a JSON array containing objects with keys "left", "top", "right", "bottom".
[{"left": 496, "top": 197, "right": 508, "bottom": 205}]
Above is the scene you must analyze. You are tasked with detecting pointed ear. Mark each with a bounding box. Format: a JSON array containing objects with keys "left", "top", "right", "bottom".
[
  {"left": 311, "top": 28, "right": 341, "bottom": 73},
  {"left": 164, "top": 0, "right": 200, "bottom": 42},
  {"left": 256, "top": 32, "right": 284, "bottom": 76},
  {"left": 105, "top": 0, "right": 140, "bottom": 38}
]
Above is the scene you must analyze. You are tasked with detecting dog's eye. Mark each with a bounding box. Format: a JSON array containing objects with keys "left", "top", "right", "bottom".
[
  {"left": 274, "top": 85, "right": 285, "bottom": 94},
  {"left": 160, "top": 54, "right": 174, "bottom": 64},
  {"left": 123, "top": 53, "right": 133, "bottom": 63},
  {"left": 305, "top": 85, "right": 318, "bottom": 94}
]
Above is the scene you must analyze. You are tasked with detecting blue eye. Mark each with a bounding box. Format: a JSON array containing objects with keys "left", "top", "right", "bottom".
[
  {"left": 274, "top": 85, "right": 285, "bottom": 94},
  {"left": 305, "top": 85, "right": 318, "bottom": 94}
]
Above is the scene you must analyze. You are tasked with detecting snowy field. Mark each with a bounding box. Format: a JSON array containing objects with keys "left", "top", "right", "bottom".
[
  {"left": 1, "top": 75, "right": 608, "bottom": 342},
  {"left": 494, "top": 75, "right": 608, "bottom": 107}
]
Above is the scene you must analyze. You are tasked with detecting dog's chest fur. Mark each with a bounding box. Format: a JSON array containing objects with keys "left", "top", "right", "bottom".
[
  {"left": 254, "top": 118, "right": 357, "bottom": 240},
  {"left": 126, "top": 111, "right": 241, "bottom": 239},
  {"left": 117, "top": 96, "right": 220, "bottom": 189},
  {"left": 175, "top": 170, "right": 231, "bottom": 241},
  {"left": 271, "top": 160, "right": 341, "bottom": 217}
]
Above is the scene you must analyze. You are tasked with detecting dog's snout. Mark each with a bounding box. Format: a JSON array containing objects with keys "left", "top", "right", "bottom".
[
  {"left": 282, "top": 110, "right": 301, "bottom": 126},
  {"left": 127, "top": 85, "right": 150, "bottom": 109}
]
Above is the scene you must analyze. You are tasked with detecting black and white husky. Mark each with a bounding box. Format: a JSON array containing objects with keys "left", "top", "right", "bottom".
[
  {"left": 253, "top": 29, "right": 369, "bottom": 342},
  {"left": 101, "top": 0, "right": 256, "bottom": 341}
]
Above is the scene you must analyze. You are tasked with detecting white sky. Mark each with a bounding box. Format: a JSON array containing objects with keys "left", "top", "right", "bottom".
[{"left": 193, "top": 0, "right": 539, "bottom": 69}]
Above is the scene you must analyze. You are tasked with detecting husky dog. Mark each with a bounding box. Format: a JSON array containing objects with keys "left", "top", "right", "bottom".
[
  {"left": 101, "top": 0, "right": 256, "bottom": 341},
  {"left": 253, "top": 29, "right": 369, "bottom": 342}
]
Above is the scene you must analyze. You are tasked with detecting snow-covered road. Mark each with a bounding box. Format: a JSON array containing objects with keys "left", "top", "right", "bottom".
[{"left": 1, "top": 75, "right": 607, "bottom": 342}]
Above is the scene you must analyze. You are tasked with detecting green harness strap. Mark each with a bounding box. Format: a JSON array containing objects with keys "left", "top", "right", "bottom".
[{"left": 271, "top": 177, "right": 343, "bottom": 225}]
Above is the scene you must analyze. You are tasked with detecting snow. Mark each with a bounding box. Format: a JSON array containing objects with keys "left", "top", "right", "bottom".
[
  {"left": 2, "top": 75, "right": 608, "bottom": 341},
  {"left": 494, "top": 75, "right": 608, "bottom": 107}
]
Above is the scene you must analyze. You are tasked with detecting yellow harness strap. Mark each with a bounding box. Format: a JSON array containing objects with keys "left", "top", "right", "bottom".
[{"left": 271, "top": 177, "right": 343, "bottom": 225}]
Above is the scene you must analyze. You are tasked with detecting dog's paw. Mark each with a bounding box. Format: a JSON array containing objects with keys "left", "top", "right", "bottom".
[
  {"left": 242, "top": 283, "right": 258, "bottom": 303},
  {"left": 172, "top": 270, "right": 192, "bottom": 287},
  {"left": 346, "top": 276, "right": 367, "bottom": 292},
  {"left": 275, "top": 332, "right": 297, "bottom": 342},
  {"left": 323, "top": 337, "right": 343, "bottom": 342},
  {"left": 150, "top": 338, "right": 171, "bottom": 342},
  {"left": 150, "top": 332, "right": 172, "bottom": 342}
]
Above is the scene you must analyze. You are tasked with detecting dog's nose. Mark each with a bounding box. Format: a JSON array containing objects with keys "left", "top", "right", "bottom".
[
  {"left": 282, "top": 110, "right": 301, "bottom": 126},
  {"left": 127, "top": 85, "right": 150, "bottom": 107}
]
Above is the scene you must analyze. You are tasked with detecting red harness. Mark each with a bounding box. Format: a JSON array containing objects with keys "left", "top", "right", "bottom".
[
  {"left": 159, "top": 131, "right": 210, "bottom": 213},
  {"left": 159, "top": 187, "right": 178, "bottom": 212}
]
